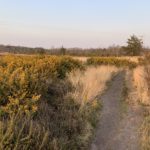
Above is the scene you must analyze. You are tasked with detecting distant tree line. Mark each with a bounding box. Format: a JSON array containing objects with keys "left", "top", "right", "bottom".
[
  {"left": 0, "top": 44, "right": 124, "bottom": 56},
  {"left": 0, "top": 35, "right": 147, "bottom": 56},
  {"left": 0, "top": 45, "right": 47, "bottom": 55}
]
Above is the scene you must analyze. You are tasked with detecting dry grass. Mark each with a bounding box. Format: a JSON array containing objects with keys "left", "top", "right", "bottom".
[
  {"left": 117, "top": 56, "right": 140, "bottom": 63},
  {"left": 140, "top": 63, "right": 150, "bottom": 150},
  {"left": 72, "top": 56, "right": 89, "bottom": 62},
  {"left": 68, "top": 66, "right": 120, "bottom": 106},
  {"left": 141, "top": 115, "right": 150, "bottom": 150},
  {"left": 73, "top": 56, "right": 141, "bottom": 63},
  {"left": 0, "top": 114, "right": 50, "bottom": 150},
  {"left": 125, "top": 66, "right": 149, "bottom": 105},
  {"left": 133, "top": 66, "right": 149, "bottom": 105},
  {"left": 125, "top": 64, "right": 150, "bottom": 150}
]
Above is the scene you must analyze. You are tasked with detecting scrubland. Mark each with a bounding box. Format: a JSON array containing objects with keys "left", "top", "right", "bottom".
[
  {"left": 0, "top": 54, "right": 150, "bottom": 149},
  {"left": 0, "top": 55, "right": 122, "bottom": 150},
  {"left": 68, "top": 66, "right": 119, "bottom": 106}
]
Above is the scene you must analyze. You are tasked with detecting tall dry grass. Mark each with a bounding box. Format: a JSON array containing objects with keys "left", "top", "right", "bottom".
[
  {"left": 127, "top": 63, "right": 150, "bottom": 150},
  {"left": 0, "top": 114, "right": 50, "bottom": 150},
  {"left": 66, "top": 65, "right": 120, "bottom": 146},
  {"left": 140, "top": 64, "right": 150, "bottom": 150},
  {"left": 118, "top": 56, "right": 140, "bottom": 63},
  {"left": 72, "top": 56, "right": 141, "bottom": 63},
  {"left": 68, "top": 66, "right": 120, "bottom": 106},
  {"left": 72, "top": 56, "right": 89, "bottom": 62},
  {"left": 133, "top": 66, "right": 149, "bottom": 105}
]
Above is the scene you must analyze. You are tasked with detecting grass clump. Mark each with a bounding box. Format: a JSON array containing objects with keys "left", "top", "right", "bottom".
[
  {"left": 141, "top": 111, "right": 150, "bottom": 150},
  {"left": 136, "top": 55, "right": 150, "bottom": 149}
]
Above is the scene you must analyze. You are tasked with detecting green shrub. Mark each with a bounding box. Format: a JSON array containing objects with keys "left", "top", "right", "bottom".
[
  {"left": 56, "top": 56, "right": 84, "bottom": 79},
  {"left": 87, "top": 57, "right": 137, "bottom": 68},
  {"left": 0, "top": 55, "right": 100, "bottom": 150},
  {"left": 0, "top": 55, "right": 83, "bottom": 115}
]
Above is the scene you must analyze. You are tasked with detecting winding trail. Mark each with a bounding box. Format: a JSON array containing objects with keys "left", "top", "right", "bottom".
[{"left": 91, "top": 72, "right": 143, "bottom": 150}]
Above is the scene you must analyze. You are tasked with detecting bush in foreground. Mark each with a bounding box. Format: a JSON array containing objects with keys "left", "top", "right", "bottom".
[{"left": 0, "top": 55, "right": 83, "bottom": 115}]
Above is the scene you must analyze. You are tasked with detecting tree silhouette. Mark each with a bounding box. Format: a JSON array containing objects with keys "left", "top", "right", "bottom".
[
  {"left": 124, "top": 35, "right": 143, "bottom": 56},
  {"left": 60, "top": 46, "right": 66, "bottom": 55}
]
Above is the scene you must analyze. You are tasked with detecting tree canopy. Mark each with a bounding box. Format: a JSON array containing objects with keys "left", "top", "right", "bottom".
[{"left": 124, "top": 35, "right": 143, "bottom": 56}]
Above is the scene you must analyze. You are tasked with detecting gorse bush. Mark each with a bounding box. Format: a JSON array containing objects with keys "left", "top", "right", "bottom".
[
  {"left": 0, "top": 98, "right": 100, "bottom": 150},
  {"left": 56, "top": 56, "right": 84, "bottom": 79},
  {"left": 0, "top": 55, "right": 83, "bottom": 115},
  {"left": 87, "top": 57, "right": 137, "bottom": 68},
  {"left": 0, "top": 54, "right": 100, "bottom": 149}
]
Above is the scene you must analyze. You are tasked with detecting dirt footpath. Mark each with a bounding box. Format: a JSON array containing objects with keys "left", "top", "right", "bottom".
[{"left": 90, "top": 72, "right": 143, "bottom": 150}]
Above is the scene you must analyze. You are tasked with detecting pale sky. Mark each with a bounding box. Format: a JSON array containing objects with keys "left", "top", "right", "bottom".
[{"left": 0, "top": 0, "right": 150, "bottom": 48}]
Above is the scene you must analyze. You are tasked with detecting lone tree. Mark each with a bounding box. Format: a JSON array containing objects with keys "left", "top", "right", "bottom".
[
  {"left": 36, "top": 47, "right": 46, "bottom": 55},
  {"left": 124, "top": 35, "right": 143, "bottom": 56},
  {"left": 60, "top": 46, "right": 66, "bottom": 55}
]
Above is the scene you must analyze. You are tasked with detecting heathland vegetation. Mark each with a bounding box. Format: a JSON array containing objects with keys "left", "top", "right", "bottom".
[
  {"left": 0, "top": 55, "right": 121, "bottom": 149},
  {"left": 0, "top": 35, "right": 150, "bottom": 149},
  {"left": 0, "top": 54, "right": 133, "bottom": 149}
]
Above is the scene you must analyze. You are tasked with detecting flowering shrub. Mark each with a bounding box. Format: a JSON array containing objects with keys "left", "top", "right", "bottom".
[
  {"left": 87, "top": 57, "right": 137, "bottom": 68},
  {"left": 0, "top": 55, "right": 82, "bottom": 115}
]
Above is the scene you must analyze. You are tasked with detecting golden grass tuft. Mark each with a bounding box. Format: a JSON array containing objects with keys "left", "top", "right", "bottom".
[
  {"left": 72, "top": 56, "right": 89, "bottom": 62},
  {"left": 126, "top": 60, "right": 150, "bottom": 150},
  {"left": 68, "top": 66, "right": 120, "bottom": 106},
  {"left": 133, "top": 66, "right": 149, "bottom": 105}
]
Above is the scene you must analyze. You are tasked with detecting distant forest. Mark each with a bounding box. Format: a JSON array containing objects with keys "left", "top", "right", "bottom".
[{"left": 0, "top": 44, "right": 149, "bottom": 56}]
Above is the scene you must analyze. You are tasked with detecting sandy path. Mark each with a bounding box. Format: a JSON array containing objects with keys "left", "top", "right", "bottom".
[{"left": 90, "top": 72, "right": 143, "bottom": 150}]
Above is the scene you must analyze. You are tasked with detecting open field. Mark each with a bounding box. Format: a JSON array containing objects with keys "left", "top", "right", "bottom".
[
  {"left": 72, "top": 56, "right": 141, "bottom": 63},
  {"left": 0, "top": 54, "right": 149, "bottom": 149}
]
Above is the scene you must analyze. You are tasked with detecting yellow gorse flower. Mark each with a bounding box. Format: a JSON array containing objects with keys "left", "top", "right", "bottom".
[{"left": 0, "top": 55, "right": 82, "bottom": 114}]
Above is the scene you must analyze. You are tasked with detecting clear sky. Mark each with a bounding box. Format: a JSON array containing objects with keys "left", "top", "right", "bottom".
[{"left": 0, "top": 0, "right": 150, "bottom": 48}]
